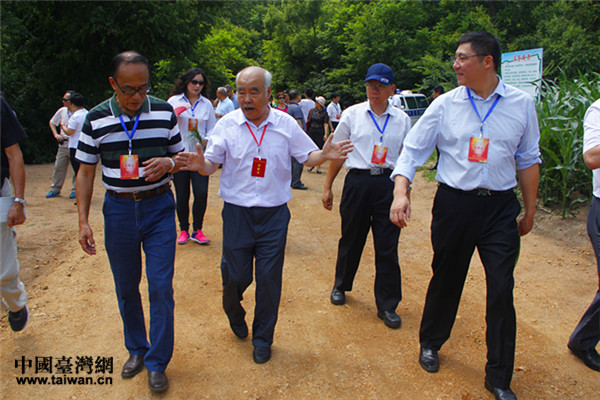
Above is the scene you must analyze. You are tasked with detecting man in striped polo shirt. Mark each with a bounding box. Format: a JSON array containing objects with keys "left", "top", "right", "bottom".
[{"left": 76, "top": 51, "right": 183, "bottom": 393}]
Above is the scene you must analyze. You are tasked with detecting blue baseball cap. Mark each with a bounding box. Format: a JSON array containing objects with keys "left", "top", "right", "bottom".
[{"left": 364, "top": 63, "right": 394, "bottom": 85}]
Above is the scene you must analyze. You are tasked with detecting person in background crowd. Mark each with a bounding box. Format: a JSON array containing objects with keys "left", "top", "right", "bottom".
[
  {"left": 429, "top": 85, "right": 446, "bottom": 170},
  {"left": 168, "top": 67, "right": 216, "bottom": 245},
  {"left": 390, "top": 31, "right": 540, "bottom": 400},
  {"left": 568, "top": 98, "right": 600, "bottom": 373},
  {"left": 225, "top": 84, "right": 240, "bottom": 109},
  {"left": 275, "top": 91, "right": 288, "bottom": 113},
  {"left": 59, "top": 91, "right": 87, "bottom": 199},
  {"left": 215, "top": 86, "right": 235, "bottom": 120},
  {"left": 175, "top": 66, "right": 353, "bottom": 365},
  {"left": 46, "top": 91, "right": 76, "bottom": 199},
  {"left": 306, "top": 96, "right": 331, "bottom": 174},
  {"left": 76, "top": 51, "right": 184, "bottom": 393},
  {"left": 327, "top": 93, "right": 342, "bottom": 132},
  {"left": 323, "top": 63, "right": 411, "bottom": 331},
  {"left": 1, "top": 97, "right": 29, "bottom": 332},
  {"left": 288, "top": 89, "right": 308, "bottom": 190},
  {"left": 300, "top": 88, "right": 316, "bottom": 122}
]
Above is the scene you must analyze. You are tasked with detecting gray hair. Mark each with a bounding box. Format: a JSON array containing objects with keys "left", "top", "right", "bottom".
[
  {"left": 217, "top": 87, "right": 228, "bottom": 96},
  {"left": 236, "top": 67, "right": 272, "bottom": 92}
]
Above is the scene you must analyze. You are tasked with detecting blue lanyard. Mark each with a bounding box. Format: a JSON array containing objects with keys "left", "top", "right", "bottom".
[
  {"left": 467, "top": 88, "right": 501, "bottom": 136},
  {"left": 185, "top": 97, "right": 199, "bottom": 117},
  {"left": 368, "top": 110, "right": 390, "bottom": 144},
  {"left": 119, "top": 114, "right": 140, "bottom": 155}
]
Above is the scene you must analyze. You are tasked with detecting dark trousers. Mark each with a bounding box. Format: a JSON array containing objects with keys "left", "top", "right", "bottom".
[
  {"left": 569, "top": 196, "right": 600, "bottom": 350},
  {"left": 172, "top": 170, "right": 208, "bottom": 232},
  {"left": 221, "top": 202, "right": 290, "bottom": 348},
  {"left": 333, "top": 170, "right": 402, "bottom": 312},
  {"left": 419, "top": 184, "right": 521, "bottom": 389},
  {"left": 291, "top": 157, "right": 304, "bottom": 188},
  {"left": 69, "top": 148, "right": 80, "bottom": 179}
]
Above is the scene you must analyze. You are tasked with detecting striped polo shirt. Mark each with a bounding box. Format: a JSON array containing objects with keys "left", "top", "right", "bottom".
[{"left": 76, "top": 94, "right": 184, "bottom": 192}]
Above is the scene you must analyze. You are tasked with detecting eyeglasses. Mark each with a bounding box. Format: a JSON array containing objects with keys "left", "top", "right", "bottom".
[
  {"left": 190, "top": 79, "right": 205, "bottom": 86},
  {"left": 366, "top": 81, "right": 390, "bottom": 90},
  {"left": 113, "top": 78, "right": 151, "bottom": 96},
  {"left": 277, "top": 96, "right": 285, "bottom": 100},
  {"left": 62, "top": 98, "right": 70, "bottom": 102},
  {"left": 453, "top": 54, "right": 488, "bottom": 63}
]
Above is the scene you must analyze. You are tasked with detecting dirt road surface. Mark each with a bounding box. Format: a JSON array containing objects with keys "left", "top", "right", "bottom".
[{"left": 1, "top": 162, "right": 599, "bottom": 399}]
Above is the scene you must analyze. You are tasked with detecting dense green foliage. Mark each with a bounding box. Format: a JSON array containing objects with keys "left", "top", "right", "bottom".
[
  {"left": 1, "top": 0, "right": 599, "bottom": 212},
  {"left": 537, "top": 71, "right": 600, "bottom": 217}
]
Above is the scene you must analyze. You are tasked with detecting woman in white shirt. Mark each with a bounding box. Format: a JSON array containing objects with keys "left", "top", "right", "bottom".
[{"left": 167, "top": 68, "right": 216, "bottom": 245}]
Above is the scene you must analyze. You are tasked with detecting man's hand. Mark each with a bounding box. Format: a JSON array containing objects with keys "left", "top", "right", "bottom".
[
  {"left": 7, "top": 203, "right": 25, "bottom": 227},
  {"left": 142, "top": 157, "right": 172, "bottom": 181},
  {"left": 175, "top": 143, "right": 216, "bottom": 175},
  {"left": 389, "top": 175, "right": 412, "bottom": 228},
  {"left": 322, "top": 189, "right": 334, "bottom": 211},
  {"left": 79, "top": 222, "right": 96, "bottom": 255},
  {"left": 518, "top": 212, "right": 534, "bottom": 236},
  {"left": 321, "top": 133, "right": 353, "bottom": 160}
]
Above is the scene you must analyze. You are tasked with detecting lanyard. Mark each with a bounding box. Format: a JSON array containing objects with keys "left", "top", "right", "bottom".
[
  {"left": 245, "top": 122, "right": 268, "bottom": 159},
  {"left": 119, "top": 114, "right": 141, "bottom": 155},
  {"left": 467, "top": 88, "right": 501, "bottom": 137},
  {"left": 185, "top": 97, "right": 199, "bottom": 117},
  {"left": 368, "top": 110, "right": 390, "bottom": 144}
]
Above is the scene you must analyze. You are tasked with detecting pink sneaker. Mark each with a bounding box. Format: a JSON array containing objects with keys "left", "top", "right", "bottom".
[
  {"left": 177, "top": 231, "right": 190, "bottom": 245},
  {"left": 191, "top": 229, "right": 210, "bottom": 244}
]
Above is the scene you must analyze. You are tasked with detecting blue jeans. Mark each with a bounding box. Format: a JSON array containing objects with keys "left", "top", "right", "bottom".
[{"left": 103, "top": 189, "right": 176, "bottom": 372}]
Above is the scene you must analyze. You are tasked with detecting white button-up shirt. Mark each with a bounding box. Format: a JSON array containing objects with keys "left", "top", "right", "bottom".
[
  {"left": 392, "top": 77, "right": 541, "bottom": 191},
  {"left": 333, "top": 100, "right": 411, "bottom": 170},
  {"left": 583, "top": 99, "right": 600, "bottom": 198},
  {"left": 204, "top": 108, "right": 318, "bottom": 208},
  {"left": 168, "top": 93, "right": 216, "bottom": 152}
]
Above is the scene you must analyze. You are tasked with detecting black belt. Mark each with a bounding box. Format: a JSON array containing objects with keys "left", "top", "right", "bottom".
[
  {"left": 107, "top": 184, "right": 170, "bottom": 201},
  {"left": 348, "top": 168, "right": 393, "bottom": 176},
  {"left": 439, "top": 183, "right": 513, "bottom": 197}
]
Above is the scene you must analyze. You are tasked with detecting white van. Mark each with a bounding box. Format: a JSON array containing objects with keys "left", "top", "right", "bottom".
[{"left": 390, "top": 90, "right": 429, "bottom": 125}]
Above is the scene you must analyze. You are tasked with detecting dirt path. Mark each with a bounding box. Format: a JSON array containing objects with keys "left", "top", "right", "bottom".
[{"left": 1, "top": 162, "right": 599, "bottom": 399}]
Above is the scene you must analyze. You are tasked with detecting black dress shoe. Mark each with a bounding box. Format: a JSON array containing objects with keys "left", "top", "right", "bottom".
[
  {"left": 377, "top": 310, "right": 402, "bottom": 329},
  {"left": 568, "top": 343, "right": 600, "bottom": 371},
  {"left": 148, "top": 371, "right": 169, "bottom": 392},
  {"left": 330, "top": 289, "right": 346, "bottom": 305},
  {"left": 419, "top": 347, "right": 439, "bottom": 373},
  {"left": 292, "top": 184, "right": 308, "bottom": 190},
  {"left": 230, "top": 319, "right": 249, "bottom": 339},
  {"left": 253, "top": 346, "right": 271, "bottom": 364},
  {"left": 121, "top": 355, "right": 144, "bottom": 378},
  {"left": 484, "top": 378, "right": 517, "bottom": 400}
]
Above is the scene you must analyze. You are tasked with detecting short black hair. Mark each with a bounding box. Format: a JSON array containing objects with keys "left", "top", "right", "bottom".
[
  {"left": 458, "top": 31, "right": 501, "bottom": 71},
  {"left": 288, "top": 89, "right": 301, "bottom": 101},
  {"left": 69, "top": 92, "right": 84, "bottom": 107},
  {"left": 304, "top": 88, "right": 314, "bottom": 98},
  {"left": 433, "top": 85, "right": 444, "bottom": 94},
  {"left": 110, "top": 51, "right": 149, "bottom": 79},
  {"left": 331, "top": 93, "right": 340, "bottom": 99}
]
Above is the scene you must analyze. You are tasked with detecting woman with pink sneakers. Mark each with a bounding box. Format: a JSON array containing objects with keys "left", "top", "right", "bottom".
[{"left": 167, "top": 68, "right": 215, "bottom": 245}]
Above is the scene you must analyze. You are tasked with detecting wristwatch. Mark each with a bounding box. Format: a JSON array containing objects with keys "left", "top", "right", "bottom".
[{"left": 14, "top": 198, "right": 26, "bottom": 206}]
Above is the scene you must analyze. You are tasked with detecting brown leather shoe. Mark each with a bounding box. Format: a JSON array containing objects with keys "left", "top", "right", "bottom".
[
  {"left": 121, "top": 355, "right": 144, "bottom": 378},
  {"left": 148, "top": 371, "right": 169, "bottom": 392}
]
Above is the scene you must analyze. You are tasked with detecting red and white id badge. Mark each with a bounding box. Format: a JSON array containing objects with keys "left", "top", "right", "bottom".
[
  {"left": 468, "top": 137, "right": 489, "bottom": 162},
  {"left": 188, "top": 118, "right": 199, "bottom": 132},
  {"left": 120, "top": 154, "right": 139, "bottom": 179},
  {"left": 251, "top": 157, "right": 267, "bottom": 177},
  {"left": 371, "top": 145, "right": 388, "bottom": 165}
]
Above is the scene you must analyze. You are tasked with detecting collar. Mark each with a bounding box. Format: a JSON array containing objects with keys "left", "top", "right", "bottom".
[
  {"left": 366, "top": 99, "right": 393, "bottom": 117},
  {"left": 462, "top": 75, "right": 506, "bottom": 101},
  {"left": 110, "top": 94, "right": 150, "bottom": 118},
  {"left": 232, "top": 107, "right": 273, "bottom": 130}
]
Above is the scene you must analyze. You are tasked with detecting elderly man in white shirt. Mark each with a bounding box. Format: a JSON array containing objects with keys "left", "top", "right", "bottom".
[{"left": 176, "top": 66, "right": 353, "bottom": 365}]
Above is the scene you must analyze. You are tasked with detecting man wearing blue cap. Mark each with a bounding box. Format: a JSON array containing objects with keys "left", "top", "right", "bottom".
[{"left": 322, "top": 63, "right": 411, "bottom": 329}]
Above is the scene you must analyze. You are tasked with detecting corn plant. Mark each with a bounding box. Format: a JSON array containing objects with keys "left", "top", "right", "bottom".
[{"left": 536, "top": 70, "right": 600, "bottom": 218}]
